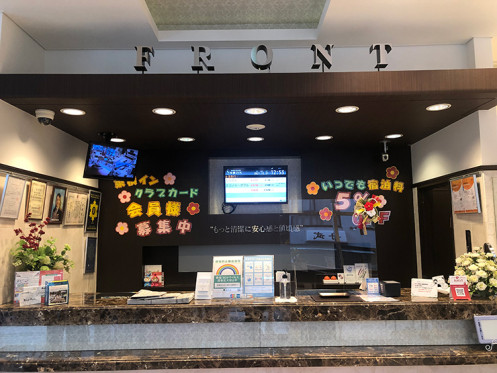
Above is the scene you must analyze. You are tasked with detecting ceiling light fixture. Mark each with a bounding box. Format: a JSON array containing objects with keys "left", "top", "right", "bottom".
[
  {"left": 335, "top": 106, "right": 359, "bottom": 114},
  {"left": 152, "top": 108, "right": 176, "bottom": 115},
  {"left": 385, "top": 134, "right": 403, "bottom": 139},
  {"left": 426, "top": 103, "right": 451, "bottom": 111},
  {"left": 178, "top": 137, "right": 195, "bottom": 142},
  {"left": 315, "top": 135, "right": 333, "bottom": 141},
  {"left": 246, "top": 124, "right": 266, "bottom": 131},
  {"left": 247, "top": 136, "right": 264, "bottom": 142},
  {"left": 110, "top": 137, "right": 126, "bottom": 143},
  {"left": 60, "top": 108, "right": 86, "bottom": 116},
  {"left": 244, "top": 107, "right": 267, "bottom": 115}
]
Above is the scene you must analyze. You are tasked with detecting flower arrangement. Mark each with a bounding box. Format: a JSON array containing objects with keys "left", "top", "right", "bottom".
[
  {"left": 11, "top": 214, "right": 73, "bottom": 272},
  {"left": 454, "top": 250, "right": 497, "bottom": 299},
  {"left": 353, "top": 194, "right": 387, "bottom": 235}
]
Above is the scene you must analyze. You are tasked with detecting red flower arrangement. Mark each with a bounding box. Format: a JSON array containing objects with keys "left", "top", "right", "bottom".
[
  {"left": 353, "top": 194, "right": 387, "bottom": 235},
  {"left": 11, "top": 214, "right": 73, "bottom": 271}
]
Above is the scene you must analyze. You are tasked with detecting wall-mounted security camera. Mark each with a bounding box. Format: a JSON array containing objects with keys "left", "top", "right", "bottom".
[
  {"left": 35, "top": 109, "right": 55, "bottom": 126},
  {"left": 380, "top": 140, "right": 389, "bottom": 162}
]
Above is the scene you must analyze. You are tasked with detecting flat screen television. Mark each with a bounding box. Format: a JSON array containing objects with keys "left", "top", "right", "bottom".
[
  {"left": 224, "top": 166, "right": 288, "bottom": 204},
  {"left": 83, "top": 143, "right": 139, "bottom": 180}
]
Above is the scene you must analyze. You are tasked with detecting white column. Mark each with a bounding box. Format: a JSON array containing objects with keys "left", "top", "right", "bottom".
[{"left": 466, "top": 37, "right": 493, "bottom": 68}]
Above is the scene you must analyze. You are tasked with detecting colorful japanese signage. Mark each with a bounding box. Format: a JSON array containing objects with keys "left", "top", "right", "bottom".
[
  {"left": 306, "top": 166, "right": 405, "bottom": 228},
  {"left": 113, "top": 172, "right": 200, "bottom": 237}
]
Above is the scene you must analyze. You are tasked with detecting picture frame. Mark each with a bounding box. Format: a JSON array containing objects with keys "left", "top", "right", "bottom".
[
  {"left": 84, "top": 237, "right": 97, "bottom": 274},
  {"left": 63, "top": 190, "right": 88, "bottom": 226},
  {"left": 48, "top": 186, "right": 67, "bottom": 224},
  {"left": 85, "top": 190, "right": 101, "bottom": 232},
  {"left": 0, "top": 174, "right": 26, "bottom": 219},
  {"left": 25, "top": 179, "right": 47, "bottom": 220}
]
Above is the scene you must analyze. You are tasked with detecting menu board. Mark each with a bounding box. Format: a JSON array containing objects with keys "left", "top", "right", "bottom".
[{"left": 450, "top": 175, "right": 481, "bottom": 214}]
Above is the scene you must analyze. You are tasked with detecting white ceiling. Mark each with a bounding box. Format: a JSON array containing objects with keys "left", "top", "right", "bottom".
[{"left": 0, "top": 0, "right": 496, "bottom": 64}]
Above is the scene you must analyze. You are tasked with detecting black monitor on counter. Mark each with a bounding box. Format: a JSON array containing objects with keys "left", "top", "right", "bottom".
[{"left": 83, "top": 142, "right": 139, "bottom": 180}]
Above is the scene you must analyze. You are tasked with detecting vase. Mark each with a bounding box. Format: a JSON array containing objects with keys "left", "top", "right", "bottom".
[{"left": 471, "top": 291, "right": 492, "bottom": 300}]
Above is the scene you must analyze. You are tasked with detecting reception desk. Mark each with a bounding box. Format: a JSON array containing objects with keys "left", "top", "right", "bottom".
[{"left": 1, "top": 290, "right": 497, "bottom": 370}]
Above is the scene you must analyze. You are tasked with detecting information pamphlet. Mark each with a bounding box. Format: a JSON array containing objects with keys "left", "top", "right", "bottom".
[
  {"left": 45, "top": 280, "right": 69, "bottom": 305},
  {"left": 212, "top": 256, "right": 243, "bottom": 298},
  {"left": 366, "top": 278, "right": 380, "bottom": 295},
  {"left": 127, "top": 290, "right": 194, "bottom": 304},
  {"left": 195, "top": 272, "right": 213, "bottom": 300},
  {"left": 14, "top": 270, "right": 63, "bottom": 305},
  {"left": 243, "top": 255, "right": 274, "bottom": 297},
  {"left": 343, "top": 265, "right": 357, "bottom": 284}
]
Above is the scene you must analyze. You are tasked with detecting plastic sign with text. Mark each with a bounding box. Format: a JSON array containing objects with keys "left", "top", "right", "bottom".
[
  {"left": 449, "top": 275, "right": 471, "bottom": 300},
  {"left": 411, "top": 278, "right": 438, "bottom": 298}
]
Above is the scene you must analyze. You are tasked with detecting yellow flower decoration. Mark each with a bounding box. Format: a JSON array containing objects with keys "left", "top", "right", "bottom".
[{"left": 306, "top": 181, "right": 320, "bottom": 195}]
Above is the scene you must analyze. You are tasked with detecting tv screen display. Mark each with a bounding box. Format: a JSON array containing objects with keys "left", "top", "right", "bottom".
[
  {"left": 224, "top": 166, "right": 288, "bottom": 204},
  {"left": 84, "top": 143, "right": 139, "bottom": 180}
]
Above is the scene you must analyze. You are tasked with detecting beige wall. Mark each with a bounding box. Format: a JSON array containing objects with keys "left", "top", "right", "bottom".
[
  {"left": 411, "top": 108, "right": 497, "bottom": 274},
  {"left": 0, "top": 100, "right": 98, "bottom": 304},
  {"left": 452, "top": 172, "right": 497, "bottom": 258}
]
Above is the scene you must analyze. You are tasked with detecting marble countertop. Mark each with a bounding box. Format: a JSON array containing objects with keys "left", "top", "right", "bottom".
[
  {"left": 2, "top": 345, "right": 497, "bottom": 371},
  {"left": 1, "top": 289, "right": 496, "bottom": 326}
]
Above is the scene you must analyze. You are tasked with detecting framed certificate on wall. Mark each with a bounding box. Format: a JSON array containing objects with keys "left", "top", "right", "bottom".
[
  {"left": 25, "top": 180, "right": 47, "bottom": 220},
  {"left": 0, "top": 175, "right": 26, "bottom": 219},
  {"left": 64, "top": 191, "right": 88, "bottom": 226}
]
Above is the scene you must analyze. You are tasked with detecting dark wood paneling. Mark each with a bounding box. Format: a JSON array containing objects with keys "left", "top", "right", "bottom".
[{"left": 1, "top": 70, "right": 497, "bottom": 151}]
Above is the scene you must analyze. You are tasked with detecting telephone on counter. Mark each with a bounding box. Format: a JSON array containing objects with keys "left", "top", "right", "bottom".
[{"left": 484, "top": 243, "right": 496, "bottom": 257}]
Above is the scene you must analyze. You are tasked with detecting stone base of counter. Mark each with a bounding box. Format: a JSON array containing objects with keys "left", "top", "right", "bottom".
[{"left": 1, "top": 345, "right": 496, "bottom": 371}]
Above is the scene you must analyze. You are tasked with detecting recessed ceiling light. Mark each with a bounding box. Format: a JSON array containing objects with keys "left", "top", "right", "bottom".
[
  {"left": 244, "top": 107, "right": 267, "bottom": 115},
  {"left": 246, "top": 124, "right": 266, "bottom": 131},
  {"left": 426, "top": 103, "right": 451, "bottom": 111},
  {"left": 178, "top": 137, "right": 195, "bottom": 142},
  {"left": 385, "top": 134, "right": 403, "bottom": 139},
  {"left": 152, "top": 108, "right": 176, "bottom": 115},
  {"left": 315, "top": 135, "right": 333, "bottom": 141},
  {"left": 335, "top": 106, "right": 359, "bottom": 114},
  {"left": 247, "top": 136, "right": 264, "bottom": 142},
  {"left": 110, "top": 137, "right": 126, "bottom": 143},
  {"left": 60, "top": 108, "right": 85, "bottom": 116}
]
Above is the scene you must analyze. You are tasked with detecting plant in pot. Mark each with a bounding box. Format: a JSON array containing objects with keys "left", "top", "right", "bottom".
[
  {"left": 454, "top": 249, "right": 497, "bottom": 299},
  {"left": 11, "top": 214, "right": 73, "bottom": 272}
]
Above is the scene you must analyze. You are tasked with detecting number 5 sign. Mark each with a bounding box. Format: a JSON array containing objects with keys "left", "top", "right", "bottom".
[{"left": 334, "top": 192, "right": 351, "bottom": 211}]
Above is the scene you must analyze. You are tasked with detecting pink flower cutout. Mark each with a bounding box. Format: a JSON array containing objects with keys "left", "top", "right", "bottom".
[
  {"left": 319, "top": 207, "right": 333, "bottom": 221},
  {"left": 115, "top": 222, "right": 129, "bottom": 235},
  {"left": 118, "top": 190, "right": 132, "bottom": 203},
  {"left": 164, "top": 172, "right": 176, "bottom": 185},
  {"left": 376, "top": 195, "right": 387, "bottom": 208}
]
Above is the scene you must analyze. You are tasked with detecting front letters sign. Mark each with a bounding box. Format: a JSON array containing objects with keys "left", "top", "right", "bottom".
[{"left": 134, "top": 43, "right": 392, "bottom": 73}]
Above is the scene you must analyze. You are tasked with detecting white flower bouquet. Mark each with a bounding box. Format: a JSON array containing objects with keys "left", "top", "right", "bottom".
[{"left": 454, "top": 250, "right": 497, "bottom": 299}]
